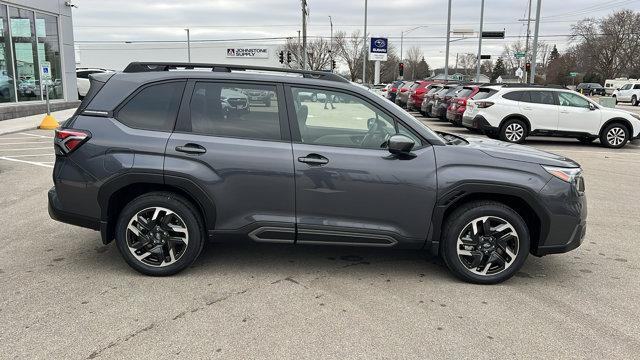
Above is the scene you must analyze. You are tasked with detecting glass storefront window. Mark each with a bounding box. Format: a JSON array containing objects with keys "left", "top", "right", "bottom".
[
  {"left": 9, "top": 6, "right": 40, "bottom": 102},
  {"left": 0, "top": 6, "right": 16, "bottom": 102},
  {"left": 36, "top": 12, "right": 62, "bottom": 100}
]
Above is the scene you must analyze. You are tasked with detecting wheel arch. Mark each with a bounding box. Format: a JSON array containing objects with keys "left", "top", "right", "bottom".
[
  {"left": 98, "top": 173, "right": 216, "bottom": 244},
  {"left": 499, "top": 114, "right": 531, "bottom": 132},
  {"left": 428, "top": 184, "right": 548, "bottom": 256},
  {"left": 601, "top": 117, "right": 633, "bottom": 136}
]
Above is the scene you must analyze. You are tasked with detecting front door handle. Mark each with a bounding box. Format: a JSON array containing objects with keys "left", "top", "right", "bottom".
[
  {"left": 298, "top": 153, "right": 329, "bottom": 165},
  {"left": 175, "top": 143, "right": 207, "bottom": 154}
]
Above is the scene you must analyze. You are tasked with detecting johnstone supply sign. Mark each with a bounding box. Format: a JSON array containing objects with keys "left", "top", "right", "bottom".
[
  {"left": 369, "top": 37, "right": 388, "bottom": 61},
  {"left": 226, "top": 48, "right": 269, "bottom": 58}
]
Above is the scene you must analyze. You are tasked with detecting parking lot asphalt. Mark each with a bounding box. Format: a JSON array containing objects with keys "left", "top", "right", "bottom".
[{"left": 1, "top": 122, "right": 639, "bottom": 359}]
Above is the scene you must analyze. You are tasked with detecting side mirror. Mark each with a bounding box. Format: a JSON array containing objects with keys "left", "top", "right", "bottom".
[
  {"left": 589, "top": 102, "right": 597, "bottom": 111},
  {"left": 388, "top": 134, "right": 415, "bottom": 155}
]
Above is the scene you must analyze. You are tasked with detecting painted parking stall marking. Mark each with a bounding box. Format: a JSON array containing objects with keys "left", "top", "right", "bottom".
[{"left": 0, "top": 130, "right": 55, "bottom": 168}]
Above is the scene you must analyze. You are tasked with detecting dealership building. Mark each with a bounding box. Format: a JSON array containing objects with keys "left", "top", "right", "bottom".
[{"left": 0, "top": 0, "right": 78, "bottom": 120}]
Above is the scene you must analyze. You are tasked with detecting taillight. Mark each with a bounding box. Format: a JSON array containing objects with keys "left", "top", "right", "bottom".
[
  {"left": 55, "top": 129, "right": 91, "bottom": 154},
  {"left": 391, "top": 87, "right": 397, "bottom": 93},
  {"left": 457, "top": 99, "right": 466, "bottom": 106},
  {"left": 475, "top": 101, "right": 494, "bottom": 108}
]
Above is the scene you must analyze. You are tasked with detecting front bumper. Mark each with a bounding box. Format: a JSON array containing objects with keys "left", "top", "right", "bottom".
[{"left": 531, "top": 176, "right": 587, "bottom": 256}]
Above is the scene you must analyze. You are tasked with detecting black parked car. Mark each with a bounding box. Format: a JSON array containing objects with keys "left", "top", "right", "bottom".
[
  {"left": 49, "top": 62, "right": 586, "bottom": 284},
  {"left": 576, "top": 83, "right": 605, "bottom": 96}
]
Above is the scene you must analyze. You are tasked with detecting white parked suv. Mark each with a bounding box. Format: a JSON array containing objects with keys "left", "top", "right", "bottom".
[
  {"left": 612, "top": 83, "right": 640, "bottom": 106},
  {"left": 76, "top": 68, "right": 112, "bottom": 99},
  {"left": 462, "top": 85, "right": 640, "bottom": 148}
]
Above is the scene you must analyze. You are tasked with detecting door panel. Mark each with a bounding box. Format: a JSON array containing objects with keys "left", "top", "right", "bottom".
[
  {"left": 518, "top": 91, "right": 559, "bottom": 131},
  {"left": 556, "top": 92, "right": 602, "bottom": 134},
  {"left": 292, "top": 144, "right": 437, "bottom": 247}
]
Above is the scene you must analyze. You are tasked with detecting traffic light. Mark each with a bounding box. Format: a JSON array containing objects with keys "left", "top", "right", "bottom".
[
  {"left": 278, "top": 51, "right": 284, "bottom": 64},
  {"left": 399, "top": 62, "right": 404, "bottom": 77},
  {"left": 332, "top": 60, "right": 336, "bottom": 69},
  {"left": 287, "top": 51, "right": 292, "bottom": 63},
  {"left": 525, "top": 62, "right": 531, "bottom": 72}
]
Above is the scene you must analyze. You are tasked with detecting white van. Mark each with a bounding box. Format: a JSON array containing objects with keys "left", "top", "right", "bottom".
[{"left": 604, "top": 78, "right": 640, "bottom": 95}]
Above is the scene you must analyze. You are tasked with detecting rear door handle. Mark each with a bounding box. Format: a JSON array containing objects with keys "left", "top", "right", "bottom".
[
  {"left": 298, "top": 153, "right": 329, "bottom": 165},
  {"left": 175, "top": 143, "right": 207, "bottom": 154}
]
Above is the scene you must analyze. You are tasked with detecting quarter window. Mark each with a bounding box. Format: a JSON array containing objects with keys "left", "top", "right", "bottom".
[
  {"left": 188, "top": 82, "right": 281, "bottom": 141},
  {"left": 117, "top": 81, "right": 185, "bottom": 131},
  {"left": 291, "top": 87, "right": 420, "bottom": 149},
  {"left": 502, "top": 91, "right": 523, "bottom": 101}
]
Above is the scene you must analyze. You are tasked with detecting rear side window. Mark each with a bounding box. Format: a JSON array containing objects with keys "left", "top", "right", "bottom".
[
  {"left": 457, "top": 88, "right": 473, "bottom": 98},
  {"left": 528, "top": 91, "right": 555, "bottom": 105},
  {"left": 117, "top": 81, "right": 185, "bottom": 131},
  {"left": 634, "top": 84, "right": 640, "bottom": 90},
  {"left": 188, "top": 82, "right": 281, "bottom": 141}
]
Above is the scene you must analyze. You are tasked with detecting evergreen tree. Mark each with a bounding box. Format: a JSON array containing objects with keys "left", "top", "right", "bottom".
[{"left": 491, "top": 57, "right": 507, "bottom": 82}]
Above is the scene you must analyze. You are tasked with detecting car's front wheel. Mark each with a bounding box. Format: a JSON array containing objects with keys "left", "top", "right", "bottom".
[
  {"left": 499, "top": 118, "right": 528, "bottom": 143},
  {"left": 441, "top": 201, "right": 530, "bottom": 284},
  {"left": 115, "top": 192, "right": 205, "bottom": 276},
  {"left": 600, "top": 123, "right": 629, "bottom": 148}
]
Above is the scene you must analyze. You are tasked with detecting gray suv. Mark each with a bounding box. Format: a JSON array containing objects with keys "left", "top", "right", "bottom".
[{"left": 48, "top": 62, "right": 587, "bottom": 284}]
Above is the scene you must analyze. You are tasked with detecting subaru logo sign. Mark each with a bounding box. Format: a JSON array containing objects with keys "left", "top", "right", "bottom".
[{"left": 370, "top": 37, "right": 388, "bottom": 53}]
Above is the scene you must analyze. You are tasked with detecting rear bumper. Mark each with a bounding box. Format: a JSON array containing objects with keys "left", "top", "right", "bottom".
[
  {"left": 462, "top": 115, "right": 499, "bottom": 133},
  {"left": 446, "top": 110, "right": 462, "bottom": 123},
  {"left": 48, "top": 187, "right": 100, "bottom": 231}
]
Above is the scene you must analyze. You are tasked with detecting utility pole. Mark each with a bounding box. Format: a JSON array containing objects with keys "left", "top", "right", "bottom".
[
  {"left": 185, "top": 28, "right": 191, "bottom": 62},
  {"left": 444, "top": 0, "right": 452, "bottom": 82},
  {"left": 362, "top": 0, "right": 368, "bottom": 84},
  {"left": 302, "top": 0, "right": 308, "bottom": 70},
  {"left": 524, "top": 0, "right": 532, "bottom": 83},
  {"left": 530, "top": 0, "right": 542, "bottom": 84},
  {"left": 297, "top": 30, "right": 301, "bottom": 69},
  {"left": 475, "top": 0, "right": 485, "bottom": 82},
  {"left": 329, "top": 16, "right": 333, "bottom": 72}
]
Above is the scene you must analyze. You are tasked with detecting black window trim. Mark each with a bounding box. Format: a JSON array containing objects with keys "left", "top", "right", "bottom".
[
  {"left": 172, "top": 79, "right": 291, "bottom": 143},
  {"left": 113, "top": 79, "right": 187, "bottom": 133},
  {"left": 283, "top": 84, "right": 429, "bottom": 151}
]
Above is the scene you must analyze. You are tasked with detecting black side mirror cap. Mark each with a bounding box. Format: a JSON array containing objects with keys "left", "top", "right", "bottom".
[{"left": 388, "top": 134, "right": 415, "bottom": 155}]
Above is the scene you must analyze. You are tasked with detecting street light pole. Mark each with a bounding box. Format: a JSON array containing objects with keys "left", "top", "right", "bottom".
[
  {"left": 530, "top": 0, "right": 542, "bottom": 84},
  {"left": 329, "top": 16, "right": 333, "bottom": 72},
  {"left": 444, "top": 0, "right": 452, "bottom": 82},
  {"left": 475, "top": 0, "right": 485, "bottom": 82},
  {"left": 362, "top": 0, "right": 368, "bottom": 84},
  {"left": 302, "top": 0, "right": 308, "bottom": 70},
  {"left": 185, "top": 28, "right": 191, "bottom": 62}
]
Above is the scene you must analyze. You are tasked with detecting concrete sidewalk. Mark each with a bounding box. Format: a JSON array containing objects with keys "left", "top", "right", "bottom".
[{"left": 0, "top": 108, "right": 77, "bottom": 135}]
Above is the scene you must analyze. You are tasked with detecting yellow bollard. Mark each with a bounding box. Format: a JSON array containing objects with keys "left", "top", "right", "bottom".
[{"left": 38, "top": 114, "right": 59, "bottom": 130}]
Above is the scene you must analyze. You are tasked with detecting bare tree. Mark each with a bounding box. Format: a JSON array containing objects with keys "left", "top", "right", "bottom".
[
  {"left": 404, "top": 46, "right": 423, "bottom": 79},
  {"left": 457, "top": 53, "right": 477, "bottom": 76},
  {"left": 280, "top": 37, "right": 334, "bottom": 71},
  {"left": 334, "top": 30, "right": 366, "bottom": 81}
]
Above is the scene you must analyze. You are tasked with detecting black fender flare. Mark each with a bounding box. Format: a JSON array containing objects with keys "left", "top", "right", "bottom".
[
  {"left": 499, "top": 114, "right": 531, "bottom": 133},
  {"left": 601, "top": 117, "right": 633, "bottom": 136}
]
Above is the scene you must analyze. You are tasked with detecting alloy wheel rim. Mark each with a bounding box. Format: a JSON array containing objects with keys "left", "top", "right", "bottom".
[
  {"left": 505, "top": 123, "right": 524, "bottom": 142},
  {"left": 126, "top": 207, "right": 189, "bottom": 267},
  {"left": 606, "top": 127, "right": 625, "bottom": 146},
  {"left": 456, "top": 216, "right": 519, "bottom": 276}
]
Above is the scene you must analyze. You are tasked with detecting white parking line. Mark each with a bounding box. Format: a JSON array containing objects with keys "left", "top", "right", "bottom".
[
  {"left": 0, "top": 147, "right": 52, "bottom": 151},
  {"left": 18, "top": 132, "right": 54, "bottom": 139},
  {"left": 0, "top": 137, "right": 47, "bottom": 141},
  {"left": 0, "top": 141, "right": 52, "bottom": 146},
  {"left": 4, "top": 153, "right": 54, "bottom": 158},
  {"left": 0, "top": 156, "right": 53, "bottom": 168}
]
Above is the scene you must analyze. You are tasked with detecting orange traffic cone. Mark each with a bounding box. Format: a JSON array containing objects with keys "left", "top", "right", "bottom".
[{"left": 38, "top": 114, "right": 59, "bottom": 130}]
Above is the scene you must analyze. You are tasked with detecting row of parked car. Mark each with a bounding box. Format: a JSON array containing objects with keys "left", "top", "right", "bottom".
[{"left": 380, "top": 80, "right": 640, "bottom": 149}]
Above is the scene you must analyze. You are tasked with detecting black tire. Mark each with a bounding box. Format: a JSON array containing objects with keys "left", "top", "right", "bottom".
[
  {"left": 78, "top": 92, "right": 84, "bottom": 100},
  {"left": 612, "top": 95, "right": 617, "bottom": 105},
  {"left": 499, "top": 118, "right": 528, "bottom": 144},
  {"left": 600, "top": 122, "right": 630, "bottom": 149},
  {"left": 441, "top": 201, "right": 530, "bottom": 284},
  {"left": 632, "top": 95, "right": 638, "bottom": 106},
  {"left": 114, "top": 192, "right": 205, "bottom": 276},
  {"left": 577, "top": 136, "right": 595, "bottom": 144}
]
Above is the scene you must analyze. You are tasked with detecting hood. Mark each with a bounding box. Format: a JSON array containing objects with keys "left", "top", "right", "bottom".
[{"left": 464, "top": 136, "right": 580, "bottom": 167}]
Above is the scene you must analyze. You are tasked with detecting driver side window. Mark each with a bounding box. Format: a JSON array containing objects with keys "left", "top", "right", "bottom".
[{"left": 291, "top": 87, "right": 399, "bottom": 149}]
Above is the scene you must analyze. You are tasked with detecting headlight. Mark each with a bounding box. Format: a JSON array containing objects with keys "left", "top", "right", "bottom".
[{"left": 542, "top": 166, "right": 582, "bottom": 183}]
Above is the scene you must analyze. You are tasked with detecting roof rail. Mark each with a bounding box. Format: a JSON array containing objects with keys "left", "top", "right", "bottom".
[
  {"left": 122, "top": 62, "right": 350, "bottom": 83},
  {"left": 497, "top": 83, "right": 567, "bottom": 89}
]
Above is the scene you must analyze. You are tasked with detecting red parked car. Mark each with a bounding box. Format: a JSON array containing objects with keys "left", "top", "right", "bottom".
[
  {"left": 408, "top": 81, "right": 435, "bottom": 111},
  {"left": 446, "top": 85, "right": 480, "bottom": 126}
]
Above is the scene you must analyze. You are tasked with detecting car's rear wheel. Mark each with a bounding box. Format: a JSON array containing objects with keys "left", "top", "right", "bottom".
[
  {"left": 632, "top": 95, "right": 638, "bottom": 106},
  {"left": 612, "top": 95, "right": 617, "bottom": 105},
  {"left": 115, "top": 192, "right": 205, "bottom": 276},
  {"left": 441, "top": 201, "right": 530, "bottom": 284},
  {"left": 499, "top": 118, "right": 528, "bottom": 143},
  {"left": 600, "top": 123, "right": 629, "bottom": 148}
]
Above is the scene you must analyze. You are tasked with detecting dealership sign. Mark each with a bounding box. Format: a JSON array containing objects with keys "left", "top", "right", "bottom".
[
  {"left": 369, "top": 37, "right": 388, "bottom": 61},
  {"left": 226, "top": 48, "right": 269, "bottom": 58}
]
